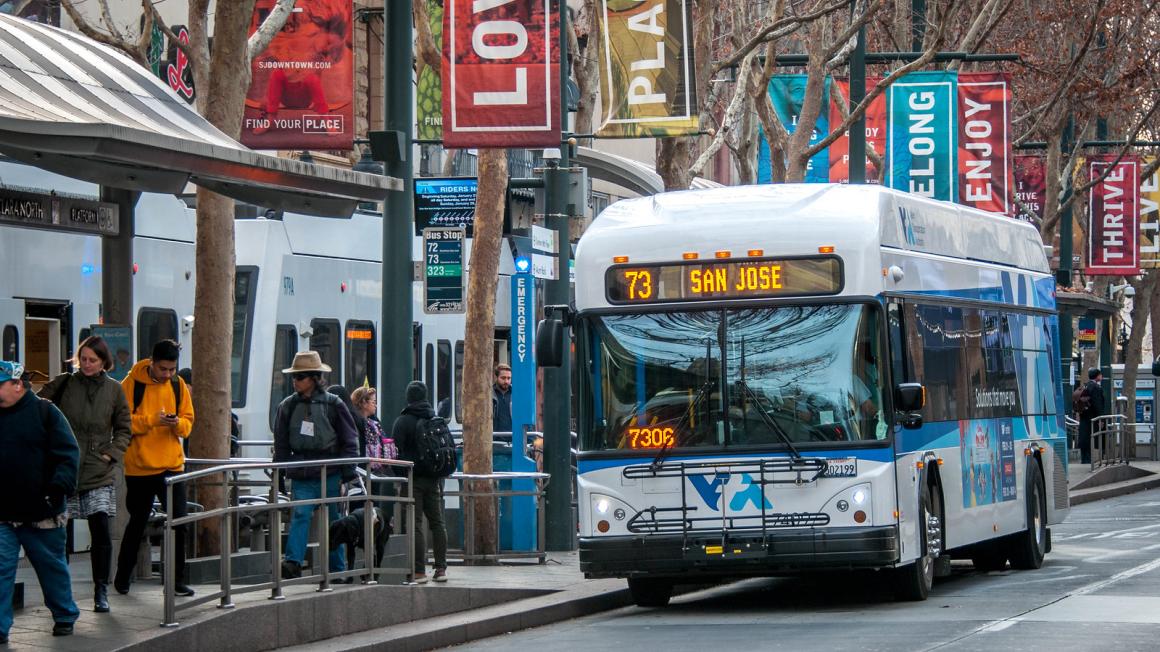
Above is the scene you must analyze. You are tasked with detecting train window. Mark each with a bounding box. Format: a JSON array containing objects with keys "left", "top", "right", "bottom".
[
  {"left": 345, "top": 320, "right": 376, "bottom": 390},
  {"left": 269, "top": 325, "right": 297, "bottom": 431},
  {"left": 232, "top": 267, "right": 259, "bottom": 407},
  {"left": 437, "top": 339, "right": 451, "bottom": 414},
  {"left": 3, "top": 325, "right": 17, "bottom": 361},
  {"left": 137, "top": 308, "right": 178, "bottom": 360},
  {"left": 425, "top": 343, "right": 434, "bottom": 390},
  {"left": 454, "top": 340, "right": 464, "bottom": 423},
  {"left": 309, "top": 319, "right": 342, "bottom": 383},
  {"left": 413, "top": 323, "right": 423, "bottom": 381}
]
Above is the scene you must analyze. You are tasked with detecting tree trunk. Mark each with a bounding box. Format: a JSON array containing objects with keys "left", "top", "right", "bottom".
[
  {"left": 785, "top": 22, "right": 827, "bottom": 182},
  {"left": 461, "top": 149, "right": 506, "bottom": 562},
  {"left": 1123, "top": 273, "right": 1159, "bottom": 458},
  {"left": 656, "top": 137, "right": 693, "bottom": 190}
]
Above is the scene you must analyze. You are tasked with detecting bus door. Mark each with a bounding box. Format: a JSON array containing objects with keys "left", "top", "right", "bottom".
[{"left": 0, "top": 298, "right": 24, "bottom": 362}]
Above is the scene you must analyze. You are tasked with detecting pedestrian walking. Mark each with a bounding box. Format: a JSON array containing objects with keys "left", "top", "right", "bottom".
[
  {"left": 391, "top": 381, "right": 449, "bottom": 583},
  {"left": 0, "top": 360, "right": 81, "bottom": 641},
  {"left": 273, "top": 352, "right": 359, "bottom": 581},
  {"left": 113, "top": 339, "right": 195, "bottom": 597},
  {"left": 38, "top": 336, "right": 131, "bottom": 613}
]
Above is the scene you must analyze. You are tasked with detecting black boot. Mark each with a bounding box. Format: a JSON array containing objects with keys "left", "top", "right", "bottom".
[
  {"left": 91, "top": 540, "right": 112, "bottom": 612},
  {"left": 94, "top": 583, "right": 110, "bottom": 613}
]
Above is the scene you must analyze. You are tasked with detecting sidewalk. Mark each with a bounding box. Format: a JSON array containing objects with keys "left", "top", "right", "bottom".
[{"left": 8, "top": 458, "right": 1160, "bottom": 651}]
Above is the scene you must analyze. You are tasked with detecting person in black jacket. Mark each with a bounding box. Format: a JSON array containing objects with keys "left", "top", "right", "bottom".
[
  {"left": 391, "top": 381, "right": 448, "bottom": 583},
  {"left": 0, "top": 360, "right": 80, "bottom": 641},
  {"left": 1078, "top": 368, "right": 1107, "bottom": 464}
]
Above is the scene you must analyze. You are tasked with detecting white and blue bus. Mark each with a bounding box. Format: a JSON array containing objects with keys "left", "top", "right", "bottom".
[{"left": 544, "top": 183, "right": 1067, "bottom": 606}]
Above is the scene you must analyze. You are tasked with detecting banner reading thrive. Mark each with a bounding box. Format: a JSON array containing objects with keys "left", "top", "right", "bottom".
[
  {"left": 1013, "top": 155, "right": 1046, "bottom": 223},
  {"left": 1087, "top": 155, "right": 1140, "bottom": 276},
  {"left": 887, "top": 71, "right": 957, "bottom": 201},
  {"left": 242, "top": 0, "right": 354, "bottom": 150},
  {"left": 596, "top": 0, "right": 698, "bottom": 138},
  {"left": 443, "top": 0, "right": 560, "bottom": 148},
  {"left": 956, "top": 72, "right": 1012, "bottom": 215},
  {"left": 828, "top": 78, "right": 886, "bottom": 183},
  {"left": 758, "top": 75, "right": 829, "bottom": 184},
  {"left": 1140, "top": 158, "right": 1160, "bottom": 268}
]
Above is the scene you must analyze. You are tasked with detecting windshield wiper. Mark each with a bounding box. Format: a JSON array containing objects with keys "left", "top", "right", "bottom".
[
  {"left": 734, "top": 378, "right": 802, "bottom": 461},
  {"left": 648, "top": 379, "right": 716, "bottom": 472}
]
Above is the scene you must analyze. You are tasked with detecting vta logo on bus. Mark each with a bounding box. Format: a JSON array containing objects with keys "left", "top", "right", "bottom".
[{"left": 689, "top": 473, "right": 772, "bottom": 512}]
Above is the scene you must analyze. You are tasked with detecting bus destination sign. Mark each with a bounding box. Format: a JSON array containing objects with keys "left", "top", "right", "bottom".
[
  {"left": 423, "top": 227, "right": 466, "bottom": 314},
  {"left": 606, "top": 256, "right": 843, "bottom": 304}
]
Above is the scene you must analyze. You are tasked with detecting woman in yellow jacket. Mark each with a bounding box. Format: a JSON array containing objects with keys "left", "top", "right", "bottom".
[{"left": 113, "top": 340, "right": 195, "bottom": 598}]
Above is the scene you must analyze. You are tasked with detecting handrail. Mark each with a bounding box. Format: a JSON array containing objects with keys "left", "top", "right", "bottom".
[
  {"left": 1090, "top": 415, "right": 1131, "bottom": 470},
  {"left": 159, "top": 456, "right": 415, "bottom": 627},
  {"left": 448, "top": 470, "right": 550, "bottom": 563}
]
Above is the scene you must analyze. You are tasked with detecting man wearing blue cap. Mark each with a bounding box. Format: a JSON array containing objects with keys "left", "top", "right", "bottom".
[{"left": 0, "top": 360, "right": 80, "bottom": 641}]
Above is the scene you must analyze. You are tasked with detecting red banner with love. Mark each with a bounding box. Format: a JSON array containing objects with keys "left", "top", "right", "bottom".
[
  {"left": 828, "top": 78, "right": 886, "bottom": 183},
  {"left": 1087, "top": 155, "right": 1140, "bottom": 276},
  {"left": 442, "top": 0, "right": 560, "bottom": 148},
  {"left": 956, "top": 72, "right": 1012, "bottom": 215}
]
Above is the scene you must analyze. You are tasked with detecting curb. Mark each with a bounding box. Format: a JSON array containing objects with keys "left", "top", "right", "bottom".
[{"left": 1069, "top": 476, "right": 1160, "bottom": 506}]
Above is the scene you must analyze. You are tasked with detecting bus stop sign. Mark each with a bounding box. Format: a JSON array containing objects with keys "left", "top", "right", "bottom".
[{"left": 423, "top": 227, "right": 465, "bottom": 314}]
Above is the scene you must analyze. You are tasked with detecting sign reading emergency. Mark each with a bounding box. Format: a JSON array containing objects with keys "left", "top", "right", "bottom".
[
  {"left": 443, "top": 0, "right": 560, "bottom": 148},
  {"left": 1087, "top": 156, "right": 1140, "bottom": 276}
]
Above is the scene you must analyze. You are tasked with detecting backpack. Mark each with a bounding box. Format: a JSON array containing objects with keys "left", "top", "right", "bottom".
[
  {"left": 413, "top": 416, "right": 457, "bottom": 478},
  {"left": 365, "top": 418, "right": 397, "bottom": 472},
  {"left": 285, "top": 393, "right": 341, "bottom": 454},
  {"left": 131, "top": 377, "right": 182, "bottom": 415},
  {"left": 1072, "top": 384, "right": 1091, "bottom": 415}
]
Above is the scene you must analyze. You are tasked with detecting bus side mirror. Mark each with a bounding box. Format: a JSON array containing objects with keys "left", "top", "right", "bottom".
[
  {"left": 536, "top": 318, "right": 564, "bottom": 367},
  {"left": 895, "top": 383, "right": 925, "bottom": 411}
]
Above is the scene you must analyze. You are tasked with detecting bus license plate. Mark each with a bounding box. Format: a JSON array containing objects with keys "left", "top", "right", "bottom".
[{"left": 823, "top": 458, "right": 857, "bottom": 477}]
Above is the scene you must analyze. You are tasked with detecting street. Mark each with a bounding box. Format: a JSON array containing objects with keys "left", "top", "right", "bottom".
[{"left": 458, "top": 489, "right": 1160, "bottom": 651}]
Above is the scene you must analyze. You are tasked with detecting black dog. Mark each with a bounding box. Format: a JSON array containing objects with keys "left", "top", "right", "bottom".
[{"left": 329, "top": 506, "right": 391, "bottom": 573}]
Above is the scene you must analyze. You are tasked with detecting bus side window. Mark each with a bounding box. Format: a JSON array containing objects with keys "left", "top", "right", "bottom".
[
  {"left": 454, "top": 340, "right": 464, "bottom": 423},
  {"left": 270, "top": 325, "right": 297, "bottom": 431},
  {"left": 344, "top": 320, "right": 376, "bottom": 389},
  {"left": 887, "top": 302, "right": 907, "bottom": 388},
  {"left": 3, "top": 324, "right": 18, "bottom": 361},
  {"left": 425, "top": 343, "right": 434, "bottom": 391},
  {"left": 437, "top": 339, "right": 451, "bottom": 415},
  {"left": 309, "top": 318, "right": 342, "bottom": 383}
]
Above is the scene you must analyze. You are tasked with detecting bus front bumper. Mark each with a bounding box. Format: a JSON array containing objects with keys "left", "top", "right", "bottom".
[{"left": 579, "top": 526, "right": 899, "bottom": 579}]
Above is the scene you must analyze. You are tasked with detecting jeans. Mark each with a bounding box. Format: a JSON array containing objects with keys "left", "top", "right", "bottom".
[
  {"left": 118, "top": 472, "right": 187, "bottom": 584},
  {"left": 412, "top": 475, "right": 447, "bottom": 574},
  {"left": 0, "top": 524, "right": 79, "bottom": 635},
  {"left": 285, "top": 474, "right": 346, "bottom": 572}
]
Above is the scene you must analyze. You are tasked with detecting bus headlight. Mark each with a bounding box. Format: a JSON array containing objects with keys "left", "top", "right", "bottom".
[
  {"left": 852, "top": 488, "right": 868, "bottom": 505},
  {"left": 589, "top": 494, "right": 634, "bottom": 535},
  {"left": 822, "top": 483, "right": 873, "bottom": 525},
  {"left": 596, "top": 498, "right": 611, "bottom": 514}
]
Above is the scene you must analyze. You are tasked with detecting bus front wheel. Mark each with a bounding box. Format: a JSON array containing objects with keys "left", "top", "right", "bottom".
[
  {"left": 1008, "top": 459, "right": 1047, "bottom": 570},
  {"left": 628, "top": 577, "right": 674, "bottom": 607},
  {"left": 894, "top": 482, "right": 937, "bottom": 601}
]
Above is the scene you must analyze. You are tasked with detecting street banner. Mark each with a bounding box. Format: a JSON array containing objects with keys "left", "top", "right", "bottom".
[
  {"left": 163, "top": 25, "right": 195, "bottom": 105},
  {"left": 956, "top": 72, "right": 1012, "bottom": 215},
  {"left": 887, "top": 71, "right": 957, "bottom": 202},
  {"left": 417, "top": 0, "right": 445, "bottom": 141},
  {"left": 758, "top": 75, "right": 829, "bottom": 184},
  {"left": 1140, "top": 158, "right": 1160, "bottom": 268},
  {"left": 1013, "top": 155, "right": 1046, "bottom": 223},
  {"left": 443, "top": 0, "right": 560, "bottom": 148},
  {"left": 828, "top": 77, "right": 886, "bottom": 183},
  {"left": 1087, "top": 155, "right": 1140, "bottom": 276},
  {"left": 242, "top": 0, "right": 355, "bottom": 150},
  {"left": 595, "top": 0, "right": 699, "bottom": 138}
]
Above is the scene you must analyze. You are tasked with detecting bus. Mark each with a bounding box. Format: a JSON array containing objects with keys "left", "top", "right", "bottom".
[{"left": 539, "top": 183, "right": 1067, "bottom": 606}]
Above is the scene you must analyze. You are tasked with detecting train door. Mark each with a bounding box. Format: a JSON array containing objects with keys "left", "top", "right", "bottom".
[{"left": 0, "top": 298, "right": 23, "bottom": 362}]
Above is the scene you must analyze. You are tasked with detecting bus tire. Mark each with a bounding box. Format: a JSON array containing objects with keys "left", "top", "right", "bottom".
[
  {"left": 628, "top": 577, "right": 673, "bottom": 607},
  {"left": 1008, "top": 459, "right": 1047, "bottom": 570},
  {"left": 894, "top": 482, "right": 936, "bottom": 601}
]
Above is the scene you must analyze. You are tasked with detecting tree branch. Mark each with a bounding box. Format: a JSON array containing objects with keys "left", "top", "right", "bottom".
[
  {"left": 247, "top": 0, "right": 297, "bottom": 63},
  {"left": 712, "top": 0, "right": 849, "bottom": 75}
]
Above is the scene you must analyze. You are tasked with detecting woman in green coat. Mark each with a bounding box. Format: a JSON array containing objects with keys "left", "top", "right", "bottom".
[{"left": 39, "top": 336, "right": 131, "bottom": 614}]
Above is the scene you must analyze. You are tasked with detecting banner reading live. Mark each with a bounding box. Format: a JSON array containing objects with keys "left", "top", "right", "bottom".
[
  {"left": 758, "top": 75, "right": 829, "bottom": 184},
  {"left": 241, "top": 0, "right": 355, "bottom": 150},
  {"left": 443, "top": 0, "right": 560, "bottom": 148},
  {"left": 956, "top": 72, "right": 1012, "bottom": 215},
  {"left": 1140, "top": 158, "right": 1160, "bottom": 268},
  {"left": 828, "top": 78, "right": 886, "bottom": 183},
  {"left": 416, "top": 0, "right": 445, "bottom": 141},
  {"left": 595, "top": 0, "right": 699, "bottom": 138},
  {"left": 887, "top": 71, "right": 957, "bottom": 202},
  {"left": 1013, "top": 155, "right": 1046, "bottom": 223},
  {"left": 1087, "top": 155, "right": 1140, "bottom": 276}
]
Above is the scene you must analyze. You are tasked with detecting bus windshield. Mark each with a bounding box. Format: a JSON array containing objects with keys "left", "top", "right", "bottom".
[{"left": 581, "top": 304, "right": 887, "bottom": 452}]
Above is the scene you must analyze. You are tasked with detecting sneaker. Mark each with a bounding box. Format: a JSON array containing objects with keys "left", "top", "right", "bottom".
[
  {"left": 433, "top": 568, "right": 447, "bottom": 583},
  {"left": 52, "top": 622, "right": 74, "bottom": 637},
  {"left": 281, "top": 560, "right": 302, "bottom": 580},
  {"left": 412, "top": 573, "right": 429, "bottom": 584},
  {"left": 174, "top": 583, "right": 195, "bottom": 597}
]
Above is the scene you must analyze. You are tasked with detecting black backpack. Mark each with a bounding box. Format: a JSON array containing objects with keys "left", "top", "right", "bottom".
[
  {"left": 414, "top": 416, "right": 457, "bottom": 478},
  {"left": 131, "top": 377, "right": 182, "bottom": 415},
  {"left": 1072, "top": 384, "right": 1091, "bottom": 415}
]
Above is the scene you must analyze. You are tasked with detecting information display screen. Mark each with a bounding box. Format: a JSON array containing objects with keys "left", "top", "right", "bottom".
[{"left": 605, "top": 256, "right": 843, "bottom": 304}]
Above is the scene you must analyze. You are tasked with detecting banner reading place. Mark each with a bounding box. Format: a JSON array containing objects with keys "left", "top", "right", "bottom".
[
  {"left": 1087, "top": 155, "right": 1140, "bottom": 276},
  {"left": 595, "top": 0, "right": 698, "bottom": 138},
  {"left": 443, "top": 0, "right": 559, "bottom": 148}
]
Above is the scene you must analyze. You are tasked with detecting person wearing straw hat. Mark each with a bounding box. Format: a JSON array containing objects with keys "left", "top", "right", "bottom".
[{"left": 272, "top": 351, "right": 359, "bottom": 581}]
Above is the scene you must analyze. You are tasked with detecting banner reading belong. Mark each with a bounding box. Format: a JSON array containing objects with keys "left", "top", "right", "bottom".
[
  {"left": 596, "top": 0, "right": 698, "bottom": 138},
  {"left": 758, "top": 75, "right": 829, "bottom": 184},
  {"left": 443, "top": 0, "right": 559, "bottom": 148},
  {"left": 241, "top": 0, "right": 354, "bottom": 151},
  {"left": 887, "top": 71, "right": 957, "bottom": 202},
  {"left": 1087, "top": 155, "right": 1140, "bottom": 276},
  {"left": 956, "top": 72, "right": 1012, "bottom": 215}
]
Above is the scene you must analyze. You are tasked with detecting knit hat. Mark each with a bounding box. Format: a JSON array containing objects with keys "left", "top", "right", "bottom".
[{"left": 405, "top": 380, "right": 427, "bottom": 403}]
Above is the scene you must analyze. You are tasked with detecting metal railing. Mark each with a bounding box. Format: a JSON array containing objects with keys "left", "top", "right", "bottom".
[
  {"left": 160, "top": 457, "right": 414, "bottom": 627},
  {"left": 1091, "top": 415, "right": 1131, "bottom": 470},
  {"left": 448, "top": 471, "right": 550, "bottom": 564}
]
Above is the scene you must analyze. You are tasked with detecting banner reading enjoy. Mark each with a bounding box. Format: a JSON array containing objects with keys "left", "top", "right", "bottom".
[
  {"left": 596, "top": 0, "right": 698, "bottom": 138},
  {"left": 1087, "top": 155, "right": 1140, "bottom": 276},
  {"left": 1013, "top": 155, "right": 1046, "bottom": 223},
  {"left": 828, "top": 77, "right": 886, "bottom": 183},
  {"left": 241, "top": 0, "right": 355, "bottom": 150},
  {"left": 887, "top": 71, "right": 957, "bottom": 201},
  {"left": 758, "top": 75, "right": 829, "bottom": 184},
  {"left": 1140, "top": 158, "right": 1160, "bottom": 268},
  {"left": 443, "top": 0, "right": 560, "bottom": 148},
  {"left": 956, "top": 72, "right": 1012, "bottom": 215}
]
